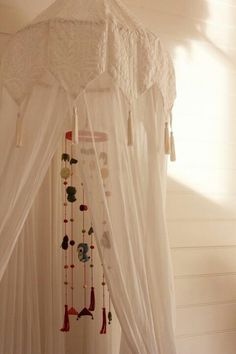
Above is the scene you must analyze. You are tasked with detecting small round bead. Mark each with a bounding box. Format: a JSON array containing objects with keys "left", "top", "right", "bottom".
[
  {"left": 63, "top": 203, "right": 67, "bottom": 207},
  {"left": 80, "top": 204, "right": 88, "bottom": 211},
  {"left": 70, "top": 218, "right": 74, "bottom": 222},
  {"left": 63, "top": 181, "right": 68, "bottom": 185},
  {"left": 102, "top": 282, "right": 106, "bottom": 286},
  {"left": 64, "top": 219, "right": 68, "bottom": 223},
  {"left": 64, "top": 281, "right": 68, "bottom": 285},
  {"left": 83, "top": 284, "right": 87, "bottom": 289},
  {"left": 70, "top": 264, "right": 75, "bottom": 268},
  {"left": 90, "top": 264, "right": 94, "bottom": 268},
  {"left": 64, "top": 265, "right": 69, "bottom": 269},
  {"left": 90, "top": 245, "right": 95, "bottom": 249},
  {"left": 82, "top": 229, "right": 86, "bottom": 233},
  {"left": 71, "top": 286, "right": 74, "bottom": 290},
  {"left": 70, "top": 240, "right": 75, "bottom": 246}
]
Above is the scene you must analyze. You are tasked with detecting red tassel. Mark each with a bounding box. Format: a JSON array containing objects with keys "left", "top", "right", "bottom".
[
  {"left": 60, "top": 305, "right": 70, "bottom": 332},
  {"left": 88, "top": 287, "right": 95, "bottom": 311},
  {"left": 100, "top": 307, "right": 107, "bottom": 334}
]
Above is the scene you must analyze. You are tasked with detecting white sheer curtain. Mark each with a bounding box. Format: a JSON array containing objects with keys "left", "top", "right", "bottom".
[
  {"left": 0, "top": 74, "right": 176, "bottom": 354},
  {"left": 0, "top": 149, "right": 65, "bottom": 354},
  {"left": 0, "top": 82, "right": 69, "bottom": 281}
]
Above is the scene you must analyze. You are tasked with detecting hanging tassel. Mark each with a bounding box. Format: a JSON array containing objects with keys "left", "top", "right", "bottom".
[
  {"left": 164, "top": 122, "right": 170, "bottom": 154},
  {"left": 60, "top": 305, "right": 70, "bottom": 332},
  {"left": 170, "top": 132, "right": 176, "bottom": 161},
  {"left": 88, "top": 287, "right": 95, "bottom": 311},
  {"left": 100, "top": 307, "right": 107, "bottom": 334},
  {"left": 127, "top": 110, "right": 133, "bottom": 146},
  {"left": 108, "top": 311, "right": 112, "bottom": 324},
  {"left": 16, "top": 111, "right": 23, "bottom": 147},
  {"left": 73, "top": 106, "right": 79, "bottom": 144}
]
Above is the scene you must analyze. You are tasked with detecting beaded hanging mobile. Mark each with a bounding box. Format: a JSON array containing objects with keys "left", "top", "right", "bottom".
[
  {"left": 59, "top": 130, "right": 112, "bottom": 333},
  {"left": 77, "top": 183, "right": 94, "bottom": 320}
]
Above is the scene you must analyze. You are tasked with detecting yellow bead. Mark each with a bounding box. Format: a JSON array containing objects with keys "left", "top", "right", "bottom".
[{"left": 60, "top": 167, "right": 70, "bottom": 179}]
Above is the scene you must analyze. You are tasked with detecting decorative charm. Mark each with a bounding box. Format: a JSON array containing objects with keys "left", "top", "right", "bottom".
[
  {"left": 60, "top": 305, "right": 70, "bottom": 332},
  {"left": 77, "top": 243, "right": 90, "bottom": 262},
  {"left": 66, "top": 186, "right": 77, "bottom": 203},
  {"left": 60, "top": 167, "right": 71, "bottom": 179},
  {"left": 61, "top": 235, "right": 69, "bottom": 250}
]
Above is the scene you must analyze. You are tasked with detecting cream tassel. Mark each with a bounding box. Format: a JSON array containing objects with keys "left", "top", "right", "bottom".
[
  {"left": 164, "top": 122, "right": 170, "bottom": 154},
  {"left": 170, "top": 132, "right": 176, "bottom": 161},
  {"left": 127, "top": 110, "right": 133, "bottom": 146},
  {"left": 73, "top": 106, "right": 79, "bottom": 144},
  {"left": 16, "top": 111, "right": 23, "bottom": 147}
]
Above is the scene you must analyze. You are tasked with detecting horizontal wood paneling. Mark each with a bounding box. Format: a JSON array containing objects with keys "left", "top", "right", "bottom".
[
  {"left": 168, "top": 220, "right": 236, "bottom": 247},
  {"left": 172, "top": 248, "right": 236, "bottom": 277},
  {"left": 177, "top": 331, "right": 236, "bottom": 354},
  {"left": 175, "top": 274, "right": 236, "bottom": 307},
  {"left": 167, "top": 194, "right": 236, "bottom": 220},
  {"left": 176, "top": 303, "right": 236, "bottom": 336}
]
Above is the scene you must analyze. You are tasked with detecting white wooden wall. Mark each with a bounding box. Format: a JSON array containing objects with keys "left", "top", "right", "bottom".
[
  {"left": 1, "top": 0, "right": 236, "bottom": 353},
  {"left": 122, "top": 0, "right": 236, "bottom": 353}
]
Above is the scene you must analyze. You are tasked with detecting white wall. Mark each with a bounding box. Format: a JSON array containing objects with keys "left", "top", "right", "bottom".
[{"left": 1, "top": 1, "right": 236, "bottom": 353}]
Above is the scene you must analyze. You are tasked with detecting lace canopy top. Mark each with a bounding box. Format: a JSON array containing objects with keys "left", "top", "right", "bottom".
[{"left": 0, "top": 0, "right": 176, "bottom": 113}]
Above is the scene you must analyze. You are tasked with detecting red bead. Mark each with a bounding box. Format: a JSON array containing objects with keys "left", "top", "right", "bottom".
[
  {"left": 80, "top": 205, "right": 88, "bottom": 211},
  {"left": 70, "top": 240, "right": 75, "bottom": 246},
  {"left": 64, "top": 181, "right": 68, "bottom": 185},
  {"left": 64, "top": 219, "right": 68, "bottom": 223},
  {"left": 90, "top": 245, "right": 95, "bottom": 249},
  {"left": 64, "top": 265, "right": 69, "bottom": 269},
  {"left": 63, "top": 203, "right": 67, "bottom": 206},
  {"left": 102, "top": 282, "right": 106, "bottom": 286},
  {"left": 64, "top": 281, "right": 68, "bottom": 285},
  {"left": 70, "top": 264, "right": 75, "bottom": 268}
]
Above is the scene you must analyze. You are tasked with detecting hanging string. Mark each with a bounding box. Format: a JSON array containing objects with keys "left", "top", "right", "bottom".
[
  {"left": 82, "top": 186, "right": 87, "bottom": 307},
  {"left": 60, "top": 136, "right": 70, "bottom": 332},
  {"left": 108, "top": 291, "right": 112, "bottom": 325},
  {"left": 127, "top": 109, "right": 133, "bottom": 146},
  {"left": 88, "top": 224, "right": 95, "bottom": 311},
  {"left": 73, "top": 106, "right": 79, "bottom": 144},
  {"left": 100, "top": 204, "right": 107, "bottom": 334},
  {"left": 77, "top": 183, "right": 93, "bottom": 320},
  {"left": 100, "top": 270, "right": 107, "bottom": 334},
  {"left": 68, "top": 143, "right": 78, "bottom": 316},
  {"left": 169, "top": 113, "right": 176, "bottom": 161}
]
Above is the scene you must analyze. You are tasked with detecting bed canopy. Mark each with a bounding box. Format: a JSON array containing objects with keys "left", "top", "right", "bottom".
[{"left": 0, "top": 0, "right": 177, "bottom": 353}]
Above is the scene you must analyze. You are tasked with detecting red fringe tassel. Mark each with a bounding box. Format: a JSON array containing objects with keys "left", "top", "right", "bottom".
[
  {"left": 100, "top": 307, "right": 107, "bottom": 334},
  {"left": 88, "top": 287, "right": 95, "bottom": 311},
  {"left": 60, "top": 305, "right": 70, "bottom": 332}
]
